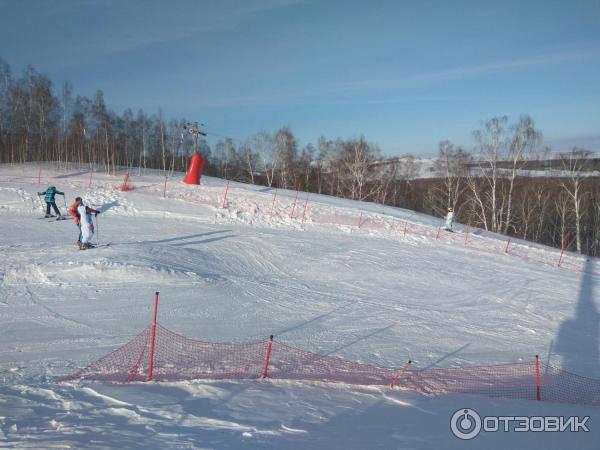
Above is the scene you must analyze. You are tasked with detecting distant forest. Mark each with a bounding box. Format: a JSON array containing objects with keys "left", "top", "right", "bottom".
[{"left": 0, "top": 59, "right": 598, "bottom": 256}]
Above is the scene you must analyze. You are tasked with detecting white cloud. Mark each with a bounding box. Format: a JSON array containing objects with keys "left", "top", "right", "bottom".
[
  {"left": 192, "top": 48, "right": 600, "bottom": 108},
  {"left": 335, "top": 48, "right": 600, "bottom": 92},
  {"left": 0, "top": 0, "right": 304, "bottom": 67}
]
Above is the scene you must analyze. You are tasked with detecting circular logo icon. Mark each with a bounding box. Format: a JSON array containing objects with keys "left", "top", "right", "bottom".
[{"left": 450, "top": 408, "right": 482, "bottom": 440}]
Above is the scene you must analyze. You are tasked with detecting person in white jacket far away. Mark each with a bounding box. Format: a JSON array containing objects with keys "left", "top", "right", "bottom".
[{"left": 445, "top": 207, "right": 455, "bottom": 231}]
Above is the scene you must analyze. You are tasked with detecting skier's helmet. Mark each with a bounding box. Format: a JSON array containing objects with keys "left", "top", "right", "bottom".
[
  {"left": 75, "top": 197, "right": 82, "bottom": 202},
  {"left": 49, "top": 186, "right": 56, "bottom": 191},
  {"left": 448, "top": 207, "right": 453, "bottom": 212}
]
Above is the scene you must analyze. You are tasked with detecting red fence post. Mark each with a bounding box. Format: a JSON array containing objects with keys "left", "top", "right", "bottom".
[
  {"left": 535, "top": 354, "right": 541, "bottom": 401},
  {"left": 126, "top": 346, "right": 147, "bottom": 382},
  {"left": 262, "top": 335, "right": 274, "bottom": 378},
  {"left": 163, "top": 176, "right": 168, "bottom": 198},
  {"left": 289, "top": 189, "right": 299, "bottom": 219},
  {"left": 389, "top": 360, "right": 412, "bottom": 388},
  {"left": 270, "top": 189, "right": 278, "bottom": 220},
  {"left": 504, "top": 236, "right": 511, "bottom": 254},
  {"left": 120, "top": 173, "right": 130, "bottom": 191},
  {"left": 556, "top": 231, "right": 570, "bottom": 267},
  {"left": 147, "top": 291, "right": 159, "bottom": 382},
  {"left": 221, "top": 180, "right": 230, "bottom": 208},
  {"left": 301, "top": 193, "right": 310, "bottom": 225}
]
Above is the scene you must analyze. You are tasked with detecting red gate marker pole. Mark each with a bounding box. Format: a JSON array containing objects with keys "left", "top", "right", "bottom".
[
  {"left": 504, "top": 237, "right": 511, "bottom": 254},
  {"left": 147, "top": 291, "right": 159, "bottom": 382},
  {"left": 38, "top": 168, "right": 41, "bottom": 185},
  {"left": 535, "top": 354, "right": 541, "bottom": 401},
  {"left": 289, "top": 189, "right": 299, "bottom": 219},
  {"left": 221, "top": 180, "right": 230, "bottom": 208},
  {"left": 262, "top": 335, "right": 274, "bottom": 378},
  {"left": 301, "top": 193, "right": 309, "bottom": 225},
  {"left": 556, "top": 231, "right": 570, "bottom": 267},
  {"left": 163, "top": 176, "right": 168, "bottom": 198},
  {"left": 464, "top": 224, "right": 471, "bottom": 246},
  {"left": 358, "top": 212, "right": 363, "bottom": 229},
  {"left": 270, "top": 189, "right": 278, "bottom": 220},
  {"left": 88, "top": 170, "right": 93, "bottom": 188},
  {"left": 403, "top": 221, "right": 408, "bottom": 237},
  {"left": 435, "top": 224, "right": 442, "bottom": 240}
]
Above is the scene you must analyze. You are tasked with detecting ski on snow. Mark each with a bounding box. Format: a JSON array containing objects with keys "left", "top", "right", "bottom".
[
  {"left": 39, "top": 216, "right": 68, "bottom": 221},
  {"left": 78, "top": 243, "right": 111, "bottom": 250}
]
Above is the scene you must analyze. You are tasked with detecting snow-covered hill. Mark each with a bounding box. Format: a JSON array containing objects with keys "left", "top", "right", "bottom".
[{"left": 1, "top": 163, "right": 598, "bottom": 449}]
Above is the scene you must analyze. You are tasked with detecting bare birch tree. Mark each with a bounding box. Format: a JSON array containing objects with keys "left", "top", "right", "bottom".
[
  {"left": 434, "top": 140, "right": 470, "bottom": 216},
  {"left": 274, "top": 127, "right": 297, "bottom": 189},
  {"left": 239, "top": 141, "right": 258, "bottom": 184},
  {"left": 503, "top": 116, "right": 541, "bottom": 234},
  {"left": 252, "top": 130, "right": 276, "bottom": 187},
  {"left": 468, "top": 116, "right": 510, "bottom": 232},
  {"left": 558, "top": 148, "right": 593, "bottom": 253},
  {"left": 337, "top": 137, "right": 379, "bottom": 200}
]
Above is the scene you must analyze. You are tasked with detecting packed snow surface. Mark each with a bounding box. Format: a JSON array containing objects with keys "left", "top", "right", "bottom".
[{"left": 0, "top": 163, "right": 599, "bottom": 449}]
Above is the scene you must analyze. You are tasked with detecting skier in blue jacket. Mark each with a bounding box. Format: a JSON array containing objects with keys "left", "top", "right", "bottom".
[{"left": 37, "top": 186, "right": 65, "bottom": 219}]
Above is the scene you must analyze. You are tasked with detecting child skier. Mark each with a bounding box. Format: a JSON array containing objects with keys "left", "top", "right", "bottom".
[
  {"left": 37, "top": 186, "right": 65, "bottom": 219},
  {"left": 70, "top": 197, "right": 100, "bottom": 249},
  {"left": 444, "top": 207, "right": 455, "bottom": 231}
]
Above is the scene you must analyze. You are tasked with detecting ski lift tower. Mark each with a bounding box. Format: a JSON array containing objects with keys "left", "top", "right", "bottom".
[{"left": 182, "top": 121, "right": 207, "bottom": 185}]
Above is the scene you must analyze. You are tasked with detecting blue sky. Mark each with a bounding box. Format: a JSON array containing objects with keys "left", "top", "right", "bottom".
[{"left": 1, "top": 0, "right": 599, "bottom": 156}]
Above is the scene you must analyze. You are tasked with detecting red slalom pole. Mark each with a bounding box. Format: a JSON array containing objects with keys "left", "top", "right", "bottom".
[
  {"left": 504, "top": 236, "right": 511, "bottom": 254},
  {"left": 403, "top": 221, "right": 408, "bottom": 237},
  {"left": 262, "top": 335, "right": 274, "bottom": 378},
  {"left": 358, "top": 212, "right": 363, "bottom": 228},
  {"left": 147, "top": 291, "right": 159, "bottom": 382},
  {"left": 435, "top": 223, "right": 442, "bottom": 240},
  {"left": 88, "top": 170, "right": 93, "bottom": 188},
  {"left": 38, "top": 168, "right": 41, "bottom": 185},
  {"left": 535, "top": 354, "right": 541, "bottom": 401},
  {"left": 221, "top": 180, "right": 230, "bottom": 208},
  {"left": 270, "top": 188, "right": 278, "bottom": 220},
  {"left": 163, "top": 176, "right": 168, "bottom": 198},
  {"left": 289, "top": 188, "right": 299, "bottom": 219},
  {"left": 556, "top": 231, "right": 570, "bottom": 267}
]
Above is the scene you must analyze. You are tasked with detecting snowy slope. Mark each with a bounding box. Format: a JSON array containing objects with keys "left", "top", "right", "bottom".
[{"left": 0, "top": 163, "right": 599, "bottom": 449}]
